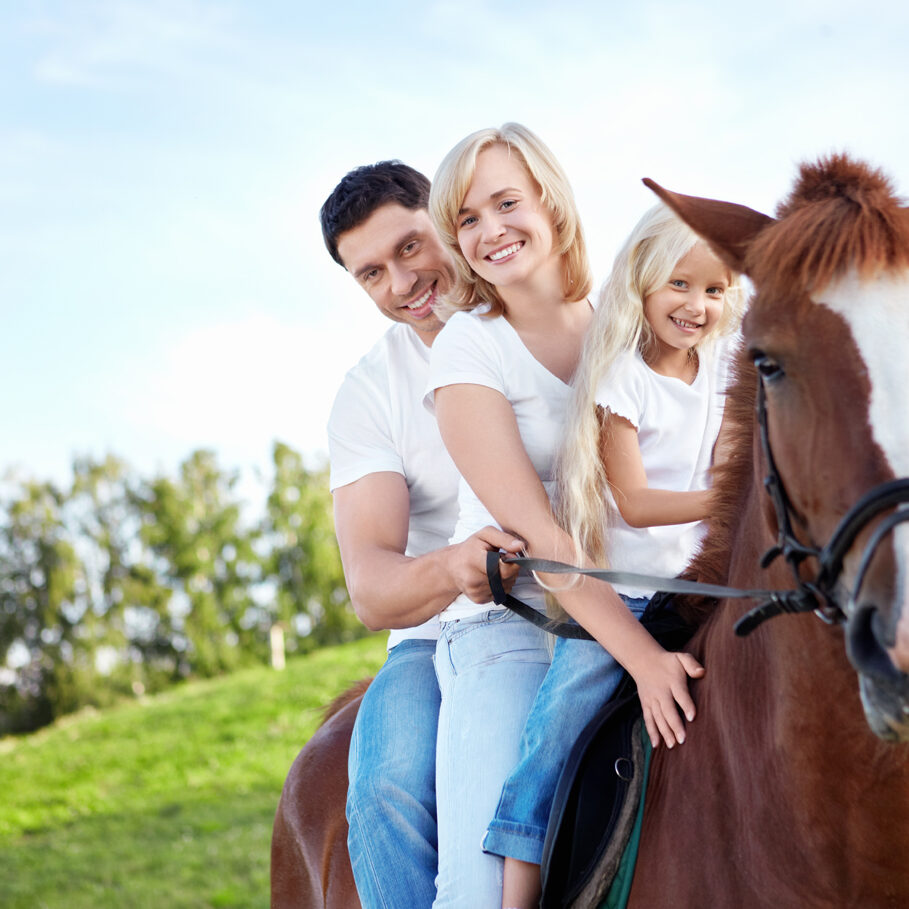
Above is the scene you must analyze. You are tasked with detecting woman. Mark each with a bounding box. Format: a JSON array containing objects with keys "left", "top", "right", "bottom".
[{"left": 426, "top": 124, "right": 704, "bottom": 908}]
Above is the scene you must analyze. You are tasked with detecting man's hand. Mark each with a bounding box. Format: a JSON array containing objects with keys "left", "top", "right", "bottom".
[{"left": 448, "top": 527, "right": 524, "bottom": 603}]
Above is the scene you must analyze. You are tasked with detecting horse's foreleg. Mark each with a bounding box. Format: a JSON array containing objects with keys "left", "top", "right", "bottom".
[{"left": 270, "top": 791, "right": 323, "bottom": 908}]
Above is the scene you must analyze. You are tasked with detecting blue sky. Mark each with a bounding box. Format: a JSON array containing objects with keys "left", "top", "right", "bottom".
[{"left": 4, "top": 0, "right": 909, "bottom": 493}]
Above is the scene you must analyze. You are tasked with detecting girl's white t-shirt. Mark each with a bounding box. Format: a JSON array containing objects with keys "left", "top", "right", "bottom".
[
  {"left": 595, "top": 338, "right": 736, "bottom": 597},
  {"left": 426, "top": 309, "right": 572, "bottom": 621}
]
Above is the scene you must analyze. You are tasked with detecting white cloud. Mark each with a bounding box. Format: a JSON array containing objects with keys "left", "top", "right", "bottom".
[
  {"left": 30, "top": 0, "right": 239, "bottom": 87},
  {"left": 115, "top": 304, "right": 389, "bottom": 473}
]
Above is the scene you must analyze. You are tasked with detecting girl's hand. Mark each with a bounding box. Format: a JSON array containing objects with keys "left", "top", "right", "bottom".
[{"left": 634, "top": 650, "right": 705, "bottom": 749}]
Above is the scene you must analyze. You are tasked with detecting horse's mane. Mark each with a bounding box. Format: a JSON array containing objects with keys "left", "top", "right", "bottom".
[
  {"left": 745, "top": 154, "right": 909, "bottom": 305},
  {"left": 671, "top": 154, "right": 909, "bottom": 628},
  {"left": 320, "top": 676, "right": 372, "bottom": 726},
  {"left": 673, "top": 347, "right": 757, "bottom": 626}
]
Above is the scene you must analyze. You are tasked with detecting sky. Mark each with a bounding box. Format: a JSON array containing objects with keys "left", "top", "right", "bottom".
[{"left": 4, "top": 0, "right": 909, "bottom": 497}]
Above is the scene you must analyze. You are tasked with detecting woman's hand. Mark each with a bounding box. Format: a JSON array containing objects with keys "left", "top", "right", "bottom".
[{"left": 633, "top": 650, "right": 705, "bottom": 748}]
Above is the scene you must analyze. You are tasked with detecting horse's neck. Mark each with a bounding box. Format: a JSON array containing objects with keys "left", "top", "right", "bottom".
[
  {"left": 699, "top": 483, "right": 903, "bottom": 788},
  {"left": 655, "top": 488, "right": 909, "bottom": 903}
]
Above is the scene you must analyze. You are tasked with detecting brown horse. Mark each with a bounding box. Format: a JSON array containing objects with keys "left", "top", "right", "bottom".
[
  {"left": 625, "top": 156, "right": 909, "bottom": 907},
  {"left": 271, "top": 156, "right": 909, "bottom": 908},
  {"left": 270, "top": 678, "right": 369, "bottom": 909}
]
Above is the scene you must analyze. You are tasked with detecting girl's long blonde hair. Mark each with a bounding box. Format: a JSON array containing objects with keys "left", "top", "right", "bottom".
[
  {"left": 429, "top": 122, "right": 592, "bottom": 316},
  {"left": 557, "top": 203, "right": 747, "bottom": 567}
]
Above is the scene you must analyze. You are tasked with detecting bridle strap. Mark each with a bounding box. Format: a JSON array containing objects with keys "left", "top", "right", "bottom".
[
  {"left": 742, "top": 372, "right": 909, "bottom": 632},
  {"left": 817, "top": 478, "right": 909, "bottom": 595},
  {"left": 490, "top": 552, "right": 779, "bottom": 602},
  {"left": 485, "top": 551, "right": 595, "bottom": 640},
  {"left": 485, "top": 550, "right": 789, "bottom": 642},
  {"left": 755, "top": 374, "right": 820, "bottom": 578}
]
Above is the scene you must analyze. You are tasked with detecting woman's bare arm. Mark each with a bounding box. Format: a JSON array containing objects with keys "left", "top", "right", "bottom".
[{"left": 434, "top": 383, "right": 704, "bottom": 747}]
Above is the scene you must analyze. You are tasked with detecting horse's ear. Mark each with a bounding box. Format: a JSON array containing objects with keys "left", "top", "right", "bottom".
[{"left": 642, "top": 178, "right": 776, "bottom": 275}]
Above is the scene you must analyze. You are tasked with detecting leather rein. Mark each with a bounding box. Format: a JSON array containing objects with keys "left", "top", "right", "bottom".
[{"left": 486, "top": 368, "right": 909, "bottom": 641}]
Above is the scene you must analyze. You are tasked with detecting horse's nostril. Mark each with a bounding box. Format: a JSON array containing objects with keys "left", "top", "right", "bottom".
[{"left": 847, "top": 605, "right": 903, "bottom": 682}]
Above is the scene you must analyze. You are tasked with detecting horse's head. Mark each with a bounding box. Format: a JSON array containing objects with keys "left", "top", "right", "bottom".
[{"left": 646, "top": 156, "right": 909, "bottom": 741}]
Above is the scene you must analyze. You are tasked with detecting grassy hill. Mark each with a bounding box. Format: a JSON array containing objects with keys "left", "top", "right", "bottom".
[{"left": 0, "top": 634, "right": 386, "bottom": 909}]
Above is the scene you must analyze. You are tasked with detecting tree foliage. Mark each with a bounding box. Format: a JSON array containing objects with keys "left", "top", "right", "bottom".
[
  {"left": 0, "top": 443, "right": 358, "bottom": 734},
  {"left": 262, "top": 442, "right": 357, "bottom": 653}
]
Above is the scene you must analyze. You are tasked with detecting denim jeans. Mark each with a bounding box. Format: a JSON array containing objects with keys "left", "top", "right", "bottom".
[
  {"left": 347, "top": 638, "right": 441, "bottom": 909},
  {"left": 483, "top": 596, "right": 649, "bottom": 864},
  {"left": 432, "top": 609, "right": 552, "bottom": 909}
]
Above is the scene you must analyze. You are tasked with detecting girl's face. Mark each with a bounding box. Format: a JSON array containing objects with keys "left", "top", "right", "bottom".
[
  {"left": 643, "top": 242, "right": 729, "bottom": 361},
  {"left": 455, "top": 143, "right": 559, "bottom": 290}
]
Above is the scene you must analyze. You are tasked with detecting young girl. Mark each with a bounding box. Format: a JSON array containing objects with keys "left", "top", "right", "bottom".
[
  {"left": 491, "top": 203, "right": 746, "bottom": 909},
  {"left": 560, "top": 202, "right": 746, "bottom": 596},
  {"left": 425, "top": 124, "right": 718, "bottom": 908}
]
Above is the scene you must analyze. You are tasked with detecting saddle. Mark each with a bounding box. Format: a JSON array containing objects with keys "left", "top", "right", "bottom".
[{"left": 540, "top": 596, "right": 696, "bottom": 909}]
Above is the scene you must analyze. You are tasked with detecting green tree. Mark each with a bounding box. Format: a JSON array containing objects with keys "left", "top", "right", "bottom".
[
  {"left": 261, "top": 442, "right": 359, "bottom": 653},
  {"left": 0, "top": 477, "right": 88, "bottom": 732},
  {"left": 68, "top": 455, "right": 175, "bottom": 693},
  {"left": 135, "top": 450, "right": 262, "bottom": 677}
]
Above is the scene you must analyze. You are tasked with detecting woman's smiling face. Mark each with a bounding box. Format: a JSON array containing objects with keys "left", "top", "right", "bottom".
[{"left": 455, "top": 143, "right": 559, "bottom": 290}]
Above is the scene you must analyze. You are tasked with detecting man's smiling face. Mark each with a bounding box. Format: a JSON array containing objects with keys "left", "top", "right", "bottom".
[{"left": 337, "top": 203, "right": 456, "bottom": 341}]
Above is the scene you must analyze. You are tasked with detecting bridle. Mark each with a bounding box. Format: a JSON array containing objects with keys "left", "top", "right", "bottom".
[
  {"left": 487, "top": 367, "right": 909, "bottom": 640},
  {"left": 737, "top": 366, "right": 909, "bottom": 634}
]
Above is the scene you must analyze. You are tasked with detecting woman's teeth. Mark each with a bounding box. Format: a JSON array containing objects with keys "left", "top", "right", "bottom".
[{"left": 488, "top": 242, "right": 522, "bottom": 261}]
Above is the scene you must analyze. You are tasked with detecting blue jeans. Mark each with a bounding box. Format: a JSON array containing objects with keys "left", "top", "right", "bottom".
[
  {"left": 433, "top": 609, "right": 552, "bottom": 909},
  {"left": 347, "top": 638, "right": 441, "bottom": 909},
  {"left": 483, "top": 597, "right": 649, "bottom": 864}
]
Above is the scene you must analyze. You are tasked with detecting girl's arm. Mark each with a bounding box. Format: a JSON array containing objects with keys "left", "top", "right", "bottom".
[
  {"left": 601, "top": 412, "right": 712, "bottom": 528},
  {"left": 434, "top": 382, "right": 703, "bottom": 748}
]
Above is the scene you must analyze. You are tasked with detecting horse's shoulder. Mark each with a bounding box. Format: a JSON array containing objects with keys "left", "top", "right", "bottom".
[{"left": 322, "top": 676, "right": 372, "bottom": 725}]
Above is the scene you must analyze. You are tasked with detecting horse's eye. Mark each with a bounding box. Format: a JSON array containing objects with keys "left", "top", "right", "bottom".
[{"left": 752, "top": 352, "right": 785, "bottom": 382}]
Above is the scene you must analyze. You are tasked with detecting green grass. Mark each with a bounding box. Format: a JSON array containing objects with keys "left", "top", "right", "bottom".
[{"left": 0, "top": 635, "right": 386, "bottom": 909}]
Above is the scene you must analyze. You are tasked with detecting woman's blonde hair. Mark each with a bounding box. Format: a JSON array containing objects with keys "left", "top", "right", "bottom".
[
  {"left": 429, "top": 122, "right": 592, "bottom": 316},
  {"left": 557, "top": 203, "right": 747, "bottom": 567}
]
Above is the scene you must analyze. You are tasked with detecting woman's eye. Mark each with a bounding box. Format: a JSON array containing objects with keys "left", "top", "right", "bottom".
[
  {"left": 500, "top": 199, "right": 517, "bottom": 210},
  {"left": 459, "top": 215, "right": 477, "bottom": 229}
]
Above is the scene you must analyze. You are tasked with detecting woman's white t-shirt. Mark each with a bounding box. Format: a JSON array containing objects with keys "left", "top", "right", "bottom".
[
  {"left": 426, "top": 309, "right": 572, "bottom": 621},
  {"left": 595, "top": 338, "right": 736, "bottom": 597}
]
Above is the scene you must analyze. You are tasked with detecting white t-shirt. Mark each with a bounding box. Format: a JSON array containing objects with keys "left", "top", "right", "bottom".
[
  {"left": 426, "top": 309, "right": 572, "bottom": 621},
  {"left": 328, "top": 322, "right": 460, "bottom": 648},
  {"left": 595, "top": 338, "right": 736, "bottom": 597}
]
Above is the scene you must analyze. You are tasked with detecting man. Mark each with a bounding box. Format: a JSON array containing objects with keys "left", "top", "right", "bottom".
[{"left": 320, "top": 161, "right": 522, "bottom": 907}]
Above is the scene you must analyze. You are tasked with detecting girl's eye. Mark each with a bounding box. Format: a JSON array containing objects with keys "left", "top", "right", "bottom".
[
  {"left": 459, "top": 215, "right": 477, "bottom": 229},
  {"left": 707, "top": 286, "right": 725, "bottom": 296},
  {"left": 500, "top": 199, "right": 517, "bottom": 211},
  {"left": 670, "top": 279, "right": 687, "bottom": 288}
]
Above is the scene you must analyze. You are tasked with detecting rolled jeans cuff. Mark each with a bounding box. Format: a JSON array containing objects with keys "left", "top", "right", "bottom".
[{"left": 482, "top": 818, "right": 547, "bottom": 864}]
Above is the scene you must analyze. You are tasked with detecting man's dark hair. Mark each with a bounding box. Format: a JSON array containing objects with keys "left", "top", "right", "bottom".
[{"left": 320, "top": 160, "right": 431, "bottom": 267}]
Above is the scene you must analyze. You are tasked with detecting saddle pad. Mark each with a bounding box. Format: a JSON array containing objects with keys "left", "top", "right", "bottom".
[
  {"left": 540, "top": 688, "right": 645, "bottom": 908},
  {"left": 599, "top": 726, "right": 652, "bottom": 909},
  {"left": 540, "top": 597, "right": 694, "bottom": 908}
]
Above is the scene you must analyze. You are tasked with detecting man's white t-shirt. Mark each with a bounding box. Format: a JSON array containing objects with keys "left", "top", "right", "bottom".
[
  {"left": 328, "top": 322, "right": 460, "bottom": 648},
  {"left": 426, "top": 309, "right": 572, "bottom": 621},
  {"left": 595, "top": 338, "right": 736, "bottom": 598}
]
